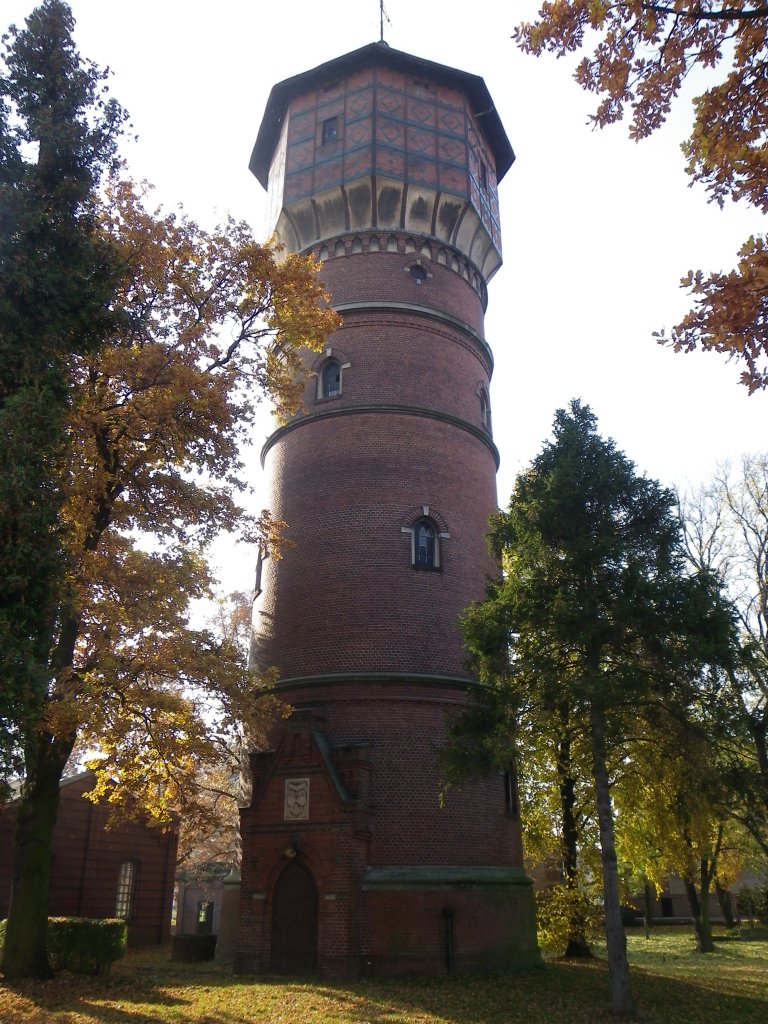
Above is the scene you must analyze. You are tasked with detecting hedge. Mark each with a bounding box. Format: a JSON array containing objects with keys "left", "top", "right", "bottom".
[{"left": 0, "top": 917, "right": 127, "bottom": 974}]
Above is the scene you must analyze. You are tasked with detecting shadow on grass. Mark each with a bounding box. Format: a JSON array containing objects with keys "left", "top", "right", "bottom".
[{"left": 1, "top": 941, "right": 767, "bottom": 1024}]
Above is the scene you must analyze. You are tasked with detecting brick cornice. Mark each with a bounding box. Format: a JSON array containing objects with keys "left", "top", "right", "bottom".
[
  {"left": 333, "top": 301, "right": 494, "bottom": 372},
  {"left": 261, "top": 404, "right": 500, "bottom": 468},
  {"left": 273, "top": 672, "right": 480, "bottom": 693},
  {"left": 361, "top": 865, "right": 533, "bottom": 889}
]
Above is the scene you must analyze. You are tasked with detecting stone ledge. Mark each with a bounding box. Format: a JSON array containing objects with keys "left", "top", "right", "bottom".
[{"left": 361, "top": 865, "right": 533, "bottom": 890}]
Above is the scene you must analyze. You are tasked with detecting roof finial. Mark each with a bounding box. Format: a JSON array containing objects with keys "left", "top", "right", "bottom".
[{"left": 379, "top": 0, "right": 391, "bottom": 44}]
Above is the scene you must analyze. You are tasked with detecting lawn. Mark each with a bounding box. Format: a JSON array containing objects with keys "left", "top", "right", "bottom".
[{"left": 1, "top": 928, "right": 766, "bottom": 1023}]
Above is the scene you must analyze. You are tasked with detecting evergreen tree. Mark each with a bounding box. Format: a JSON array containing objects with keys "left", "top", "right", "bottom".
[
  {"left": 460, "top": 401, "right": 734, "bottom": 1017},
  {"left": 0, "top": 0, "right": 125, "bottom": 787}
]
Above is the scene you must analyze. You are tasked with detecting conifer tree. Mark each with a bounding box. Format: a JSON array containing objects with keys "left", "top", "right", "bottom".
[
  {"left": 0, "top": 0, "right": 126, "bottom": 789},
  {"left": 461, "top": 400, "right": 734, "bottom": 1017}
]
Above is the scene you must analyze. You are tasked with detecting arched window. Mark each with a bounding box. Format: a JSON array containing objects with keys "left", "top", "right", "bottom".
[
  {"left": 413, "top": 518, "right": 441, "bottom": 570},
  {"left": 115, "top": 860, "right": 137, "bottom": 920},
  {"left": 321, "top": 359, "right": 341, "bottom": 398},
  {"left": 401, "top": 508, "right": 447, "bottom": 571},
  {"left": 479, "top": 387, "right": 491, "bottom": 431},
  {"left": 414, "top": 520, "right": 435, "bottom": 568}
]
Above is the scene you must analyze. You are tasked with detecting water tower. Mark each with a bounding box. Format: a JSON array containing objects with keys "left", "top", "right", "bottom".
[{"left": 236, "top": 41, "right": 539, "bottom": 977}]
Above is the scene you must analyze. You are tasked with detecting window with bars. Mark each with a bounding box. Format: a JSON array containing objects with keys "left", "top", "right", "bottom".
[{"left": 115, "top": 860, "right": 137, "bottom": 920}]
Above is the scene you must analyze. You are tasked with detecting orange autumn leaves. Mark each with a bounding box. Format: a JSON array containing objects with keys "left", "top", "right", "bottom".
[
  {"left": 48, "top": 179, "right": 338, "bottom": 823},
  {"left": 515, "top": 1, "right": 768, "bottom": 390}
]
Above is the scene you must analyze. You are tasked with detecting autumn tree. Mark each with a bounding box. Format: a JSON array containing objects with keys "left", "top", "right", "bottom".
[
  {"left": 460, "top": 400, "right": 733, "bottom": 1016},
  {"left": 680, "top": 455, "right": 768, "bottom": 855},
  {"left": 514, "top": 2, "right": 768, "bottom": 390},
  {"left": 0, "top": 6, "right": 339, "bottom": 978},
  {"left": 442, "top": 681, "right": 600, "bottom": 957},
  {"left": 172, "top": 592, "right": 272, "bottom": 880},
  {"left": 614, "top": 687, "right": 743, "bottom": 951}
]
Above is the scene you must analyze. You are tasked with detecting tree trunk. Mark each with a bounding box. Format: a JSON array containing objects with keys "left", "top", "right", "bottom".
[
  {"left": 557, "top": 709, "right": 592, "bottom": 958},
  {"left": 0, "top": 730, "right": 74, "bottom": 979},
  {"left": 643, "top": 881, "right": 654, "bottom": 939},
  {"left": 715, "top": 879, "right": 736, "bottom": 929},
  {"left": 589, "top": 702, "right": 635, "bottom": 1017},
  {"left": 698, "top": 857, "right": 715, "bottom": 952},
  {"left": 683, "top": 872, "right": 714, "bottom": 953}
]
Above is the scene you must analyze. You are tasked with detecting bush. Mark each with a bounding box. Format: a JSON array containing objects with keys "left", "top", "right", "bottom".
[
  {"left": 48, "top": 918, "right": 127, "bottom": 974},
  {"left": 536, "top": 884, "right": 603, "bottom": 955},
  {"left": 0, "top": 916, "right": 127, "bottom": 974},
  {"left": 737, "top": 886, "right": 768, "bottom": 925},
  {"left": 621, "top": 903, "right": 641, "bottom": 926}
]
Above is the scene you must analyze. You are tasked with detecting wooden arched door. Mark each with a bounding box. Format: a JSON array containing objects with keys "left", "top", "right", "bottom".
[{"left": 270, "top": 859, "right": 318, "bottom": 974}]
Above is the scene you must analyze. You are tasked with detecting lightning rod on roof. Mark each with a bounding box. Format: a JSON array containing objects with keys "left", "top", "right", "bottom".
[{"left": 379, "top": 1, "right": 391, "bottom": 43}]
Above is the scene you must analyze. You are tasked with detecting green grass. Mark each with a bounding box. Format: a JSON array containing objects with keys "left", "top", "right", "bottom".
[{"left": 1, "top": 928, "right": 766, "bottom": 1023}]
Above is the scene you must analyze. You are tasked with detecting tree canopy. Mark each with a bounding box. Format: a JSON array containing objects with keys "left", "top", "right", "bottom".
[
  {"left": 0, "top": 1, "right": 338, "bottom": 980},
  {"left": 0, "top": 0, "right": 127, "bottom": 781},
  {"left": 514, "top": 2, "right": 768, "bottom": 390},
  {"left": 680, "top": 455, "right": 768, "bottom": 856},
  {"left": 459, "top": 400, "right": 735, "bottom": 1015}
]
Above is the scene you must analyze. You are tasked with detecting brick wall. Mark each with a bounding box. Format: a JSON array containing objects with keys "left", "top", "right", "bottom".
[
  {"left": 0, "top": 772, "right": 177, "bottom": 946},
  {"left": 252, "top": 237, "right": 499, "bottom": 683}
]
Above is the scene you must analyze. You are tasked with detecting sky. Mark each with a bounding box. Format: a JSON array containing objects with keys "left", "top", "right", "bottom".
[{"left": 5, "top": 0, "right": 766, "bottom": 595}]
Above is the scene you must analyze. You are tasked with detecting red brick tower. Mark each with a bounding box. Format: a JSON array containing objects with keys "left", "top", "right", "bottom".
[{"left": 237, "top": 42, "right": 539, "bottom": 977}]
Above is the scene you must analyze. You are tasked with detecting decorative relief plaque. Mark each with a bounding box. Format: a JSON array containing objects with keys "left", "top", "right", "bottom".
[{"left": 284, "top": 778, "right": 310, "bottom": 821}]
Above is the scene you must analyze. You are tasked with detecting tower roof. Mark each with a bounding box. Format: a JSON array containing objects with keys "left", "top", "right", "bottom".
[{"left": 250, "top": 41, "right": 515, "bottom": 189}]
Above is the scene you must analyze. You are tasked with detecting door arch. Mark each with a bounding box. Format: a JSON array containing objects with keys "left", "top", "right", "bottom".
[{"left": 270, "top": 859, "right": 318, "bottom": 974}]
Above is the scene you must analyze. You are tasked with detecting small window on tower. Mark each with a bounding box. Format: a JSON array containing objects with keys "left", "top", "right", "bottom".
[
  {"left": 413, "top": 518, "right": 439, "bottom": 570},
  {"left": 479, "top": 160, "right": 488, "bottom": 191},
  {"left": 479, "top": 387, "right": 491, "bottom": 432},
  {"left": 320, "top": 359, "right": 341, "bottom": 398},
  {"left": 321, "top": 116, "right": 338, "bottom": 145},
  {"left": 504, "top": 771, "right": 518, "bottom": 816}
]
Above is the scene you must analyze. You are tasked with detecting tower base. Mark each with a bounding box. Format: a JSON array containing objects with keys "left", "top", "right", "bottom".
[{"left": 236, "top": 711, "right": 540, "bottom": 977}]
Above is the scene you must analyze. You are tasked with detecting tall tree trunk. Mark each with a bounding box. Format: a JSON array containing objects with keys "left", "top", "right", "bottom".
[
  {"left": 643, "top": 881, "right": 654, "bottom": 939},
  {"left": 590, "top": 701, "right": 635, "bottom": 1017},
  {"left": 715, "top": 879, "right": 735, "bottom": 929},
  {"left": 557, "top": 706, "right": 592, "bottom": 958},
  {"left": 698, "top": 855, "right": 715, "bottom": 952},
  {"left": 683, "top": 876, "right": 706, "bottom": 952},
  {"left": 1, "top": 730, "right": 75, "bottom": 979},
  {"left": 683, "top": 871, "right": 714, "bottom": 953}
]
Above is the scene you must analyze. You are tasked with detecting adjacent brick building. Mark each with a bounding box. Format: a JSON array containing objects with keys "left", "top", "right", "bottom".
[
  {"left": 0, "top": 771, "right": 177, "bottom": 946},
  {"left": 237, "top": 42, "right": 539, "bottom": 977}
]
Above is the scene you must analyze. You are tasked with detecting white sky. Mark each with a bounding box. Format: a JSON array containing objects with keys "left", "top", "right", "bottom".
[{"left": 6, "top": 0, "right": 766, "bottom": 595}]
